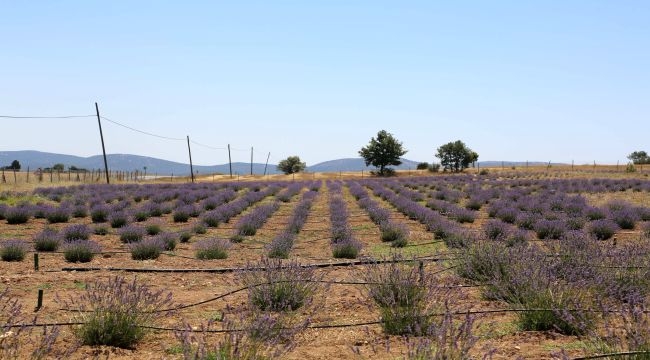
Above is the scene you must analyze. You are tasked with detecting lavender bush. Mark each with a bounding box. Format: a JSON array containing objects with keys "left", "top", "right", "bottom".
[
  {"left": 56, "top": 276, "right": 174, "bottom": 348},
  {"left": 63, "top": 240, "right": 101, "bottom": 263},
  {"left": 236, "top": 201, "right": 280, "bottom": 236},
  {"left": 62, "top": 224, "right": 91, "bottom": 241},
  {"left": 588, "top": 219, "right": 620, "bottom": 240},
  {"left": 362, "top": 256, "right": 447, "bottom": 336},
  {"left": 119, "top": 224, "right": 146, "bottom": 243},
  {"left": 33, "top": 228, "right": 61, "bottom": 252},
  {"left": 5, "top": 206, "right": 30, "bottom": 225},
  {"left": 240, "top": 258, "right": 319, "bottom": 312},
  {"left": 129, "top": 237, "right": 165, "bottom": 260},
  {"left": 1, "top": 240, "right": 28, "bottom": 262},
  {"left": 195, "top": 238, "right": 231, "bottom": 260}
]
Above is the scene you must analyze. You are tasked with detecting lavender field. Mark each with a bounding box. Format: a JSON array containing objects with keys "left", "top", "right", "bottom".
[{"left": 1, "top": 172, "right": 650, "bottom": 359}]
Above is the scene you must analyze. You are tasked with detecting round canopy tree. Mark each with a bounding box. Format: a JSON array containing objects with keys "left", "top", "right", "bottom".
[
  {"left": 359, "top": 130, "right": 407, "bottom": 176},
  {"left": 628, "top": 151, "right": 650, "bottom": 165},
  {"left": 435, "top": 140, "right": 478, "bottom": 173},
  {"left": 9, "top": 160, "right": 21, "bottom": 170},
  {"left": 277, "top": 156, "right": 306, "bottom": 175}
]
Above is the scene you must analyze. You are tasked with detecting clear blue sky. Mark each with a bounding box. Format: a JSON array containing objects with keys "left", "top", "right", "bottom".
[{"left": 1, "top": 1, "right": 648, "bottom": 166}]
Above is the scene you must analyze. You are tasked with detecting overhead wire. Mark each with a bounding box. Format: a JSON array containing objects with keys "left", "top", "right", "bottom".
[
  {"left": 100, "top": 116, "right": 186, "bottom": 141},
  {"left": 2, "top": 111, "right": 271, "bottom": 165},
  {"left": 0, "top": 115, "right": 95, "bottom": 119}
]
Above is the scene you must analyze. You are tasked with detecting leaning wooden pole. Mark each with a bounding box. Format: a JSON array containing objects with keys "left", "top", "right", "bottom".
[
  {"left": 263, "top": 152, "right": 270, "bottom": 176},
  {"left": 228, "top": 144, "right": 233, "bottom": 179},
  {"left": 187, "top": 136, "right": 195, "bottom": 183},
  {"left": 95, "top": 102, "right": 110, "bottom": 184}
]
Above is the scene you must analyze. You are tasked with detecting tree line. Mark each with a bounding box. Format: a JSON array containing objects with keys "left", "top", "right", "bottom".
[{"left": 276, "top": 129, "right": 650, "bottom": 176}]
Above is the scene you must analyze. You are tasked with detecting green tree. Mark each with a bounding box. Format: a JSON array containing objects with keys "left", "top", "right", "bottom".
[
  {"left": 9, "top": 160, "right": 21, "bottom": 170},
  {"left": 628, "top": 151, "right": 650, "bottom": 165},
  {"left": 277, "top": 156, "right": 306, "bottom": 175},
  {"left": 52, "top": 163, "right": 65, "bottom": 172},
  {"left": 435, "top": 140, "right": 479, "bottom": 172},
  {"left": 359, "top": 130, "right": 407, "bottom": 176}
]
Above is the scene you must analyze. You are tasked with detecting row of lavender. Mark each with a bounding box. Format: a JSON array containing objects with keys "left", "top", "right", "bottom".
[
  {"left": 370, "top": 175, "right": 650, "bottom": 245},
  {"left": 0, "top": 181, "right": 318, "bottom": 262}
]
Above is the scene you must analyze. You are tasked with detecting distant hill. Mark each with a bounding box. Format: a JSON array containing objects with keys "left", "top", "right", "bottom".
[
  {"left": 477, "top": 161, "right": 567, "bottom": 168},
  {"left": 0, "top": 150, "right": 280, "bottom": 175},
  {"left": 0, "top": 150, "right": 562, "bottom": 175},
  {"left": 307, "top": 158, "right": 421, "bottom": 173}
]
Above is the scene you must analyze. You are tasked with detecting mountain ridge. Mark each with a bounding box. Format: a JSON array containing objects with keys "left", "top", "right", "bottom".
[{"left": 0, "top": 150, "right": 565, "bottom": 175}]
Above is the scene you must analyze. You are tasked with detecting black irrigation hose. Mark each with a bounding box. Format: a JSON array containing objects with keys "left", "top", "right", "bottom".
[
  {"left": 573, "top": 351, "right": 650, "bottom": 360},
  {"left": 60, "top": 255, "right": 454, "bottom": 273},
  {"left": 12, "top": 306, "right": 650, "bottom": 333}
]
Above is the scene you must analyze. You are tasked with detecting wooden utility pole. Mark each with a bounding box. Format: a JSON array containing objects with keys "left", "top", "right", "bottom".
[
  {"left": 187, "top": 136, "right": 195, "bottom": 183},
  {"left": 228, "top": 144, "right": 233, "bottom": 179},
  {"left": 95, "top": 102, "right": 110, "bottom": 184},
  {"left": 263, "top": 152, "right": 270, "bottom": 176},
  {"left": 250, "top": 147, "right": 253, "bottom": 176}
]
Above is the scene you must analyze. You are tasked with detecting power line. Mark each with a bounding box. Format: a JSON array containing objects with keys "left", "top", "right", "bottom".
[
  {"left": 100, "top": 116, "right": 185, "bottom": 141},
  {"left": 0, "top": 115, "right": 95, "bottom": 119},
  {"left": 190, "top": 140, "right": 227, "bottom": 151}
]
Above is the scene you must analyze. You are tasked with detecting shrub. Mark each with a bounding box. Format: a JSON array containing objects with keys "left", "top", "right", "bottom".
[
  {"left": 505, "top": 229, "right": 529, "bottom": 247},
  {"left": 236, "top": 202, "right": 280, "bottom": 236},
  {"left": 332, "top": 239, "right": 362, "bottom": 259},
  {"left": 119, "top": 225, "right": 146, "bottom": 243},
  {"left": 240, "top": 258, "right": 319, "bottom": 312},
  {"left": 63, "top": 240, "right": 100, "bottom": 263},
  {"left": 195, "top": 238, "right": 231, "bottom": 260},
  {"left": 267, "top": 232, "right": 294, "bottom": 259},
  {"left": 444, "top": 230, "right": 476, "bottom": 249},
  {"left": 90, "top": 205, "right": 109, "bottom": 223},
  {"left": 230, "top": 234, "right": 245, "bottom": 243},
  {"left": 456, "top": 241, "right": 512, "bottom": 283},
  {"left": 362, "top": 256, "right": 443, "bottom": 336},
  {"left": 46, "top": 206, "right": 70, "bottom": 223},
  {"left": 173, "top": 207, "right": 191, "bottom": 223},
  {"left": 109, "top": 211, "right": 129, "bottom": 228},
  {"left": 57, "top": 276, "right": 174, "bottom": 348},
  {"left": 158, "top": 233, "right": 177, "bottom": 251},
  {"left": 174, "top": 312, "right": 307, "bottom": 360},
  {"left": 1, "top": 240, "right": 28, "bottom": 261},
  {"left": 380, "top": 222, "right": 409, "bottom": 244},
  {"left": 405, "top": 310, "right": 477, "bottom": 360},
  {"left": 62, "top": 224, "right": 91, "bottom": 241},
  {"left": 129, "top": 238, "right": 165, "bottom": 260},
  {"left": 585, "top": 206, "right": 606, "bottom": 221},
  {"left": 516, "top": 286, "right": 595, "bottom": 336},
  {"left": 534, "top": 219, "right": 566, "bottom": 240},
  {"left": 132, "top": 209, "right": 150, "bottom": 222},
  {"left": 465, "top": 197, "right": 483, "bottom": 211},
  {"left": 5, "top": 207, "right": 30, "bottom": 224},
  {"left": 72, "top": 205, "right": 88, "bottom": 218},
  {"left": 179, "top": 231, "right": 193, "bottom": 243},
  {"left": 34, "top": 228, "right": 61, "bottom": 251},
  {"left": 588, "top": 219, "right": 620, "bottom": 240},
  {"left": 201, "top": 210, "right": 221, "bottom": 227},
  {"left": 93, "top": 225, "right": 109, "bottom": 236},
  {"left": 516, "top": 212, "right": 540, "bottom": 230},
  {"left": 483, "top": 219, "right": 510, "bottom": 240},
  {"left": 145, "top": 223, "right": 162, "bottom": 236},
  {"left": 192, "top": 223, "right": 207, "bottom": 235},
  {"left": 601, "top": 297, "right": 650, "bottom": 354},
  {"left": 452, "top": 208, "right": 476, "bottom": 224},
  {"left": 610, "top": 208, "right": 640, "bottom": 230}
]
